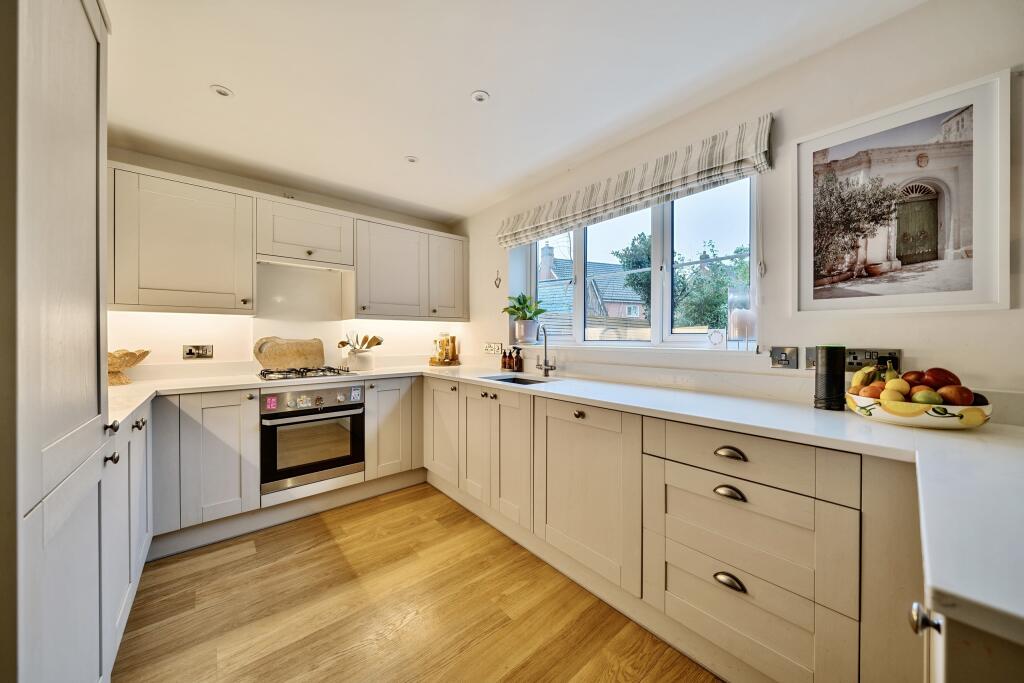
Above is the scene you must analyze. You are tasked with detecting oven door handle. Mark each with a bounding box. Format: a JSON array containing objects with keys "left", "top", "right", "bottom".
[{"left": 261, "top": 407, "right": 364, "bottom": 426}]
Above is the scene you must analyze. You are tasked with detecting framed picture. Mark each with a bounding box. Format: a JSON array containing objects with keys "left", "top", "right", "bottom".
[{"left": 794, "top": 70, "right": 1009, "bottom": 314}]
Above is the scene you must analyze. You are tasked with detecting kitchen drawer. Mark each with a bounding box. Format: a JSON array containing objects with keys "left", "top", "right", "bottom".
[
  {"left": 644, "top": 417, "right": 815, "bottom": 496},
  {"left": 644, "top": 456, "right": 860, "bottom": 619},
  {"left": 644, "top": 533, "right": 858, "bottom": 683},
  {"left": 545, "top": 399, "right": 621, "bottom": 433}
]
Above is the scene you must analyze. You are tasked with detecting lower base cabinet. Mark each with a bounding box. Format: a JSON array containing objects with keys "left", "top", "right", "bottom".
[
  {"left": 459, "top": 383, "right": 532, "bottom": 530},
  {"left": 532, "top": 397, "right": 642, "bottom": 596},
  {"left": 424, "top": 378, "right": 460, "bottom": 485},
  {"left": 365, "top": 377, "right": 414, "bottom": 480}
]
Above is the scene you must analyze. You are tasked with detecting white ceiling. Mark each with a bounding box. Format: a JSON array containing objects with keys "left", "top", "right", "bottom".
[{"left": 106, "top": 0, "right": 924, "bottom": 224}]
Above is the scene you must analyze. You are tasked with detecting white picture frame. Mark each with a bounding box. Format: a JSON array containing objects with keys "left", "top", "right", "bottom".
[{"left": 793, "top": 70, "right": 1009, "bottom": 314}]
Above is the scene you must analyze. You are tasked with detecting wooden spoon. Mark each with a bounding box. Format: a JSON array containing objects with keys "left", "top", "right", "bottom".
[
  {"left": 360, "top": 335, "right": 369, "bottom": 349},
  {"left": 365, "top": 335, "right": 383, "bottom": 349}
]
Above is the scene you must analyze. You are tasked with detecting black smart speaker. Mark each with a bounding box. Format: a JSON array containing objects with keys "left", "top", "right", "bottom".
[{"left": 814, "top": 345, "right": 847, "bottom": 411}]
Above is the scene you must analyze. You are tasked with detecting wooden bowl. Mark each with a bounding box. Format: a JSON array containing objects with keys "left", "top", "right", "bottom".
[
  {"left": 846, "top": 392, "right": 991, "bottom": 429},
  {"left": 108, "top": 349, "right": 150, "bottom": 385}
]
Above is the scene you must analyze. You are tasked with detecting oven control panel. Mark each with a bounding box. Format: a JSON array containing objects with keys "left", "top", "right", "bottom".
[{"left": 260, "top": 382, "right": 364, "bottom": 415}]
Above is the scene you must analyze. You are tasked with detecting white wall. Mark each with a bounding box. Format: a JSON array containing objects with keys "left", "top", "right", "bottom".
[{"left": 456, "top": 0, "right": 1024, "bottom": 392}]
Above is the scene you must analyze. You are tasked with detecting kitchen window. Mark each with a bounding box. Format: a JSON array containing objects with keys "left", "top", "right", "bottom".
[{"left": 525, "top": 176, "right": 755, "bottom": 348}]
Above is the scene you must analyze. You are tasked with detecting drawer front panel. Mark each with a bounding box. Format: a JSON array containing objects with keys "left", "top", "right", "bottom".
[
  {"left": 662, "top": 459, "right": 860, "bottom": 618},
  {"left": 659, "top": 420, "right": 815, "bottom": 495},
  {"left": 545, "top": 399, "right": 621, "bottom": 433},
  {"left": 666, "top": 539, "right": 815, "bottom": 667}
]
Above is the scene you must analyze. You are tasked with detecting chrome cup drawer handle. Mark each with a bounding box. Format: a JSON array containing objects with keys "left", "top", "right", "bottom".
[
  {"left": 714, "top": 446, "right": 748, "bottom": 462},
  {"left": 713, "top": 571, "right": 747, "bottom": 594},
  {"left": 713, "top": 484, "right": 747, "bottom": 503}
]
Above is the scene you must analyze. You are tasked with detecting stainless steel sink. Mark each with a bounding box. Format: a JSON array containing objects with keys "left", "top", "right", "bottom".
[{"left": 480, "top": 375, "right": 554, "bottom": 385}]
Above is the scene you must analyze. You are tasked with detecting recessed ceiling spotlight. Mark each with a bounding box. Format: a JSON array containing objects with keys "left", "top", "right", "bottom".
[
  {"left": 209, "top": 84, "right": 234, "bottom": 98},
  {"left": 404, "top": 155, "right": 419, "bottom": 164},
  {"left": 470, "top": 90, "right": 490, "bottom": 103}
]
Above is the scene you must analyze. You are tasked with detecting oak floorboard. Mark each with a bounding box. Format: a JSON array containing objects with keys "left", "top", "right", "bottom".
[{"left": 113, "top": 483, "right": 719, "bottom": 682}]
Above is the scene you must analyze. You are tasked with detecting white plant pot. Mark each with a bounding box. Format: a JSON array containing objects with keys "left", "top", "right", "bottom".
[
  {"left": 514, "top": 319, "right": 539, "bottom": 344},
  {"left": 345, "top": 348, "right": 374, "bottom": 371}
]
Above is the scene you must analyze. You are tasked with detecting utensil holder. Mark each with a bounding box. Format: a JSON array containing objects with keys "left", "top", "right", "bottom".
[{"left": 345, "top": 348, "right": 374, "bottom": 372}]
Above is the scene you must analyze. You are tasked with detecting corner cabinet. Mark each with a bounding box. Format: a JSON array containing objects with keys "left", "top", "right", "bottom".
[
  {"left": 533, "top": 398, "right": 642, "bottom": 596},
  {"left": 423, "top": 378, "right": 460, "bottom": 485},
  {"left": 110, "top": 169, "right": 255, "bottom": 313},
  {"left": 179, "top": 390, "right": 260, "bottom": 526},
  {"left": 356, "top": 220, "right": 467, "bottom": 320}
]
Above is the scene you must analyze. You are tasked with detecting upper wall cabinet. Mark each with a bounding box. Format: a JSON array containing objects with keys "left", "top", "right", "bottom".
[
  {"left": 356, "top": 219, "right": 468, "bottom": 320},
  {"left": 111, "top": 169, "right": 254, "bottom": 313},
  {"left": 257, "top": 198, "right": 354, "bottom": 267}
]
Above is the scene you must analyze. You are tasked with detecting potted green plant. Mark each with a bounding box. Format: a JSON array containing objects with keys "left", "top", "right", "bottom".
[{"left": 502, "top": 293, "right": 546, "bottom": 343}]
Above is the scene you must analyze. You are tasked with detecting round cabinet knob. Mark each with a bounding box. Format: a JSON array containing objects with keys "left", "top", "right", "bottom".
[
  {"left": 131, "top": 418, "right": 147, "bottom": 431},
  {"left": 246, "top": 393, "right": 255, "bottom": 400},
  {"left": 489, "top": 393, "right": 497, "bottom": 400},
  {"left": 104, "top": 420, "right": 120, "bottom": 434},
  {"left": 572, "top": 410, "right": 585, "bottom": 419},
  {"left": 361, "top": 305, "right": 368, "bottom": 311},
  {"left": 241, "top": 298, "right": 250, "bottom": 305},
  {"left": 480, "top": 391, "right": 488, "bottom": 398},
  {"left": 909, "top": 602, "right": 942, "bottom": 635},
  {"left": 450, "top": 386, "right": 457, "bottom": 392},
  {"left": 306, "top": 249, "right": 314, "bottom": 256},
  {"left": 368, "top": 384, "right": 376, "bottom": 389},
  {"left": 432, "top": 309, "right": 438, "bottom": 314},
  {"left": 104, "top": 451, "right": 120, "bottom": 465}
]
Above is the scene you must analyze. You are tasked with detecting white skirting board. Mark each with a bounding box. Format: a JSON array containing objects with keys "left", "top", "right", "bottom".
[
  {"left": 425, "top": 472, "right": 776, "bottom": 683},
  {"left": 148, "top": 468, "right": 426, "bottom": 560}
]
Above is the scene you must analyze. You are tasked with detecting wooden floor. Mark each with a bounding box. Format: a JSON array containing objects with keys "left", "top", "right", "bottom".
[{"left": 113, "top": 483, "right": 719, "bottom": 682}]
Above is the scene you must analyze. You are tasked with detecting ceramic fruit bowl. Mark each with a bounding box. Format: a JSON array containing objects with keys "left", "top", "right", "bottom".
[
  {"left": 107, "top": 349, "right": 150, "bottom": 386},
  {"left": 846, "top": 392, "right": 991, "bottom": 429}
]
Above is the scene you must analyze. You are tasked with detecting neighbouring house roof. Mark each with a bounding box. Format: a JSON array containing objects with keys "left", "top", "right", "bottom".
[{"left": 537, "top": 257, "right": 645, "bottom": 315}]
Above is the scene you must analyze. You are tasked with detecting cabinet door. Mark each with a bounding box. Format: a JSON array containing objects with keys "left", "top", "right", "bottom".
[
  {"left": 534, "top": 398, "right": 642, "bottom": 596},
  {"left": 423, "top": 378, "right": 459, "bottom": 485},
  {"left": 428, "top": 234, "right": 465, "bottom": 318},
  {"left": 491, "top": 389, "right": 532, "bottom": 530},
  {"left": 151, "top": 395, "right": 181, "bottom": 535},
  {"left": 459, "top": 384, "right": 492, "bottom": 504},
  {"left": 180, "top": 390, "right": 260, "bottom": 526},
  {"left": 20, "top": 445, "right": 106, "bottom": 683},
  {"left": 129, "top": 403, "right": 153, "bottom": 581},
  {"left": 364, "top": 377, "right": 413, "bottom": 480},
  {"left": 18, "top": 0, "right": 110, "bottom": 515},
  {"left": 101, "top": 428, "right": 132, "bottom": 673},
  {"left": 114, "top": 170, "right": 254, "bottom": 310},
  {"left": 355, "top": 220, "right": 429, "bottom": 317},
  {"left": 257, "top": 198, "right": 354, "bottom": 266}
]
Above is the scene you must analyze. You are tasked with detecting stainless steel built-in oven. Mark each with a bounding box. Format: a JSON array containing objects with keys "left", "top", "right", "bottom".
[{"left": 259, "top": 382, "right": 365, "bottom": 495}]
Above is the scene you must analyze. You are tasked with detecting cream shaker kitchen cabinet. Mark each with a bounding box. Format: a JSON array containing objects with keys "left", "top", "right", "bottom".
[
  {"left": 257, "top": 198, "right": 354, "bottom": 267},
  {"left": 459, "top": 385, "right": 493, "bottom": 504},
  {"left": 129, "top": 402, "right": 154, "bottom": 581},
  {"left": 356, "top": 220, "right": 429, "bottom": 317},
  {"left": 460, "top": 383, "right": 533, "bottom": 530},
  {"left": 533, "top": 398, "right": 642, "bottom": 596},
  {"left": 428, "top": 234, "right": 466, "bottom": 318},
  {"left": 423, "top": 378, "right": 460, "bottom": 485},
  {"left": 111, "top": 169, "right": 255, "bottom": 312},
  {"left": 364, "top": 377, "right": 414, "bottom": 480},
  {"left": 101, "top": 423, "right": 133, "bottom": 675},
  {"left": 179, "top": 390, "right": 260, "bottom": 527}
]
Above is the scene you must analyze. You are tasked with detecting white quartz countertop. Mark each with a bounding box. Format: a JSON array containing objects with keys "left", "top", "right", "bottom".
[{"left": 108, "top": 364, "right": 1024, "bottom": 644}]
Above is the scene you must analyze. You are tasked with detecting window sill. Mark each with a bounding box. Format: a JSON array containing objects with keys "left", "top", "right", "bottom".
[{"left": 513, "top": 340, "right": 759, "bottom": 356}]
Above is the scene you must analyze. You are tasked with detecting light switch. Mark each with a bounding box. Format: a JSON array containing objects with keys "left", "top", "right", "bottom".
[{"left": 770, "top": 346, "right": 799, "bottom": 369}]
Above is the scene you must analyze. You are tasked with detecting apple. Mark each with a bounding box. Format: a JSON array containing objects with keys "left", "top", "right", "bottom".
[
  {"left": 902, "top": 370, "right": 926, "bottom": 384},
  {"left": 922, "top": 367, "right": 961, "bottom": 389},
  {"left": 910, "top": 385, "right": 934, "bottom": 396},
  {"left": 885, "top": 378, "right": 911, "bottom": 395},
  {"left": 937, "top": 385, "right": 974, "bottom": 406},
  {"left": 880, "top": 389, "right": 906, "bottom": 402},
  {"left": 911, "top": 389, "right": 943, "bottom": 405},
  {"left": 859, "top": 385, "right": 884, "bottom": 399},
  {"left": 869, "top": 380, "right": 887, "bottom": 389}
]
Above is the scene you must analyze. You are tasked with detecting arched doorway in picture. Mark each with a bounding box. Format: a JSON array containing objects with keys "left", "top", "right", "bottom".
[{"left": 896, "top": 181, "right": 942, "bottom": 265}]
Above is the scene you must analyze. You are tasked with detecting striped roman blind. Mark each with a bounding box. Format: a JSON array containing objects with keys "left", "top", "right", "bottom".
[{"left": 496, "top": 113, "right": 773, "bottom": 248}]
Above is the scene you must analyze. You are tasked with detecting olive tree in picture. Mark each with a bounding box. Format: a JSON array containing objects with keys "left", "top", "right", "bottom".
[{"left": 813, "top": 169, "right": 902, "bottom": 279}]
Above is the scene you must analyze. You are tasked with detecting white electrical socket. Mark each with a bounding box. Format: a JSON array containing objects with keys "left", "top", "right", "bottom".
[{"left": 483, "top": 342, "right": 504, "bottom": 355}]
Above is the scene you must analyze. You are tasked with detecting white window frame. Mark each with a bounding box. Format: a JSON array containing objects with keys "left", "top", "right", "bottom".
[{"left": 522, "top": 176, "right": 758, "bottom": 350}]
